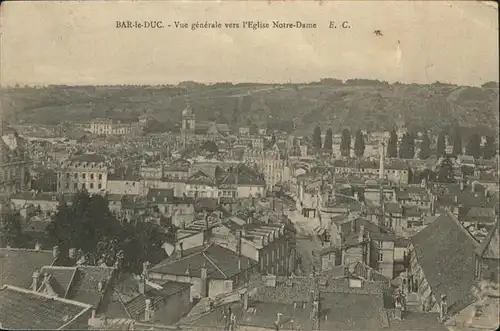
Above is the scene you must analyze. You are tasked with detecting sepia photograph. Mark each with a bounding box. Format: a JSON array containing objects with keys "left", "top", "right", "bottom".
[{"left": 0, "top": 1, "right": 499, "bottom": 330}]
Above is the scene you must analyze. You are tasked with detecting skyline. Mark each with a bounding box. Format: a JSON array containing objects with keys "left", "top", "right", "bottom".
[{"left": 1, "top": 1, "right": 499, "bottom": 87}]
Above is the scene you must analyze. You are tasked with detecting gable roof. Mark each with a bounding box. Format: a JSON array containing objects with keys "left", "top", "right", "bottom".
[
  {"left": 410, "top": 210, "right": 480, "bottom": 314},
  {"left": 150, "top": 244, "right": 255, "bottom": 280},
  {"left": 0, "top": 285, "right": 92, "bottom": 330},
  {"left": 146, "top": 188, "right": 174, "bottom": 204}
]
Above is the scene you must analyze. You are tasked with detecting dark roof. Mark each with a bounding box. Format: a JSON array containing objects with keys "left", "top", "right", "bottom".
[
  {"left": 319, "top": 291, "right": 388, "bottom": 330},
  {"left": 240, "top": 301, "right": 311, "bottom": 330},
  {"left": 0, "top": 285, "right": 92, "bottom": 330},
  {"left": 69, "top": 153, "right": 106, "bottom": 163},
  {"left": 186, "top": 170, "right": 216, "bottom": 186},
  {"left": 114, "top": 277, "right": 191, "bottom": 318},
  {"left": 410, "top": 210, "right": 480, "bottom": 314},
  {"left": 39, "top": 266, "right": 77, "bottom": 297},
  {"left": 66, "top": 265, "right": 116, "bottom": 308},
  {"left": 0, "top": 248, "right": 56, "bottom": 288},
  {"left": 219, "top": 172, "right": 265, "bottom": 187},
  {"left": 10, "top": 191, "right": 75, "bottom": 203},
  {"left": 150, "top": 244, "right": 255, "bottom": 280}
]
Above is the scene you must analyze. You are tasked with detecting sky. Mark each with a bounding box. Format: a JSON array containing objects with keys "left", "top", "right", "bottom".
[{"left": 0, "top": 0, "right": 498, "bottom": 86}]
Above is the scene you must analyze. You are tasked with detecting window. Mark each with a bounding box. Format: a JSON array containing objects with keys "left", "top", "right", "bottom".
[
  {"left": 90, "top": 173, "right": 94, "bottom": 180},
  {"left": 377, "top": 241, "right": 383, "bottom": 248},
  {"left": 90, "top": 183, "right": 94, "bottom": 189},
  {"left": 66, "top": 173, "right": 70, "bottom": 179},
  {"left": 82, "top": 183, "right": 86, "bottom": 189},
  {"left": 66, "top": 183, "right": 69, "bottom": 189},
  {"left": 378, "top": 253, "right": 384, "bottom": 262},
  {"left": 98, "top": 184, "right": 102, "bottom": 189},
  {"left": 74, "top": 183, "right": 78, "bottom": 189},
  {"left": 74, "top": 173, "right": 78, "bottom": 179},
  {"left": 82, "top": 173, "right": 86, "bottom": 179},
  {"left": 98, "top": 174, "right": 103, "bottom": 180}
]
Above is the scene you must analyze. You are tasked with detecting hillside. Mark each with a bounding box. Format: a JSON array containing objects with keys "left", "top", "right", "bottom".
[{"left": 1, "top": 81, "right": 498, "bottom": 136}]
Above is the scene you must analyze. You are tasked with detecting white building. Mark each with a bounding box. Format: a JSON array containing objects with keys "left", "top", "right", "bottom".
[{"left": 57, "top": 154, "right": 108, "bottom": 193}]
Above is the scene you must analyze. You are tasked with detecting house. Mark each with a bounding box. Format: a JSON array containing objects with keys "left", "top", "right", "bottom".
[
  {"left": 336, "top": 217, "right": 400, "bottom": 279},
  {"left": 407, "top": 210, "right": 480, "bottom": 316},
  {"left": 146, "top": 188, "right": 195, "bottom": 227},
  {"left": 211, "top": 217, "right": 297, "bottom": 276},
  {"left": 107, "top": 194, "right": 124, "bottom": 215},
  {"left": 217, "top": 165, "right": 266, "bottom": 199},
  {"left": 106, "top": 174, "right": 142, "bottom": 195},
  {"left": 186, "top": 170, "right": 219, "bottom": 198},
  {"left": 149, "top": 243, "right": 257, "bottom": 301},
  {"left": 108, "top": 270, "right": 192, "bottom": 325},
  {"left": 10, "top": 191, "right": 75, "bottom": 218},
  {"left": 0, "top": 285, "right": 93, "bottom": 330},
  {"left": 57, "top": 154, "right": 108, "bottom": 193}
]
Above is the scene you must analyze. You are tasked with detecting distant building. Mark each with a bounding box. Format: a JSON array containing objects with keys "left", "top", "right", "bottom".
[
  {"left": 90, "top": 118, "right": 132, "bottom": 136},
  {"left": 0, "top": 124, "right": 29, "bottom": 197},
  {"left": 57, "top": 154, "right": 108, "bottom": 193},
  {"left": 243, "top": 143, "right": 284, "bottom": 191}
]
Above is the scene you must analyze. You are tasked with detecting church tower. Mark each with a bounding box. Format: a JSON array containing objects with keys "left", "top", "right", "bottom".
[{"left": 180, "top": 95, "right": 195, "bottom": 147}]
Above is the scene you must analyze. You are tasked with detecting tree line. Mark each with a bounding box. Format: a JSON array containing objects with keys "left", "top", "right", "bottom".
[{"left": 313, "top": 126, "right": 497, "bottom": 160}]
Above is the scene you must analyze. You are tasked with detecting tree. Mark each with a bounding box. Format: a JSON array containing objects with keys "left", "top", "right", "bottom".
[
  {"left": 312, "top": 126, "right": 322, "bottom": 150},
  {"left": 387, "top": 129, "right": 398, "bottom": 158},
  {"left": 46, "top": 190, "right": 122, "bottom": 263},
  {"left": 354, "top": 130, "right": 365, "bottom": 158},
  {"left": 340, "top": 129, "right": 351, "bottom": 157},
  {"left": 1, "top": 211, "right": 24, "bottom": 248},
  {"left": 399, "top": 133, "right": 415, "bottom": 159},
  {"left": 437, "top": 157, "right": 455, "bottom": 183},
  {"left": 466, "top": 133, "right": 482, "bottom": 158},
  {"left": 452, "top": 128, "right": 462, "bottom": 156},
  {"left": 436, "top": 131, "right": 446, "bottom": 157},
  {"left": 201, "top": 140, "right": 219, "bottom": 154},
  {"left": 419, "top": 133, "right": 431, "bottom": 160},
  {"left": 323, "top": 128, "right": 333, "bottom": 152},
  {"left": 483, "top": 136, "right": 497, "bottom": 159}
]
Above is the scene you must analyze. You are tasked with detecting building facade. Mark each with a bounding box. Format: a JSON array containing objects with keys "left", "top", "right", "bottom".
[
  {"left": 57, "top": 154, "right": 108, "bottom": 193},
  {"left": 0, "top": 123, "right": 29, "bottom": 198},
  {"left": 90, "top": 118, "right": 132, "bottom": 136}
]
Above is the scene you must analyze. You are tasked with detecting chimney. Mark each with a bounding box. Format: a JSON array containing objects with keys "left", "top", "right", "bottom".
[
  {"left": 439, "top": 294, "right": 448, "bottom": 321},
  {"left": 69, "top": 248, "right": 77, "bottom": 260},
  {"left": 351, "top": 217, "right": 356, "bottom": 233},
  {"left": 52, "top": 246, "right": 60, "bottom": 260},
  {"left": 235, "top": 230, "right": 242, "bottom": 256},
  {"left": 200, "top": 263, "right": 208, "bottom": 298},
  {"left": 344, "top": 265, "right": 350, "bottom": 277},
  {"left": 34, "top": 242, "right": 41, "bottom": 251},
  {"left": 91, "top": 309, "right": 96, "bottom": 320},
  {"left": 97, "top": 281, "right": 104, "bottom": 292},
  {"left": 238, "top": 258, "right": 242, "bottom": 271},
  {"left": 176, "top": 242, "right": 184, "bottom": 259},
  {"left": 43, "top": 272, "right": 50, "bottom": 285},
  {"left": 144, "top": 298, "right": 152, "bottom": 322},
  {"left": 32, "top": 270, "right": 40, "bottom": 291},
  {"left": 138, "top": 275, "right": 146, "bottom": 295},
  {"left": 367, "top": 268, "right": 372, "bottom": 281},
  {"left": 142, "top": 261, "right": 150, "bottom": 280},
  {"left": 276, "top": 312, "right": 283, "bottom": 327},
  {"left": 472, "top": 181, "right": 477, "bottom": 194},
  {"left": 392, "top": 188, "right": 397, "bottom": 202},
  {"left": 242, "top": 292, "right": 249, "bottom": 310},
  {"left": 454, "top": 195, "right": 458, "bottom": 204},
  {"left": 358, "top": 225, "right": 365, "bottom": 243},
  {"left": 460, "top": 180, "right": 464, "bottom": 191}
]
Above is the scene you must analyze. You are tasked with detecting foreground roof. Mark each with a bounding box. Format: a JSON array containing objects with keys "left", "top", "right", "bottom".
[
  {"left": 410, "top": 210, "right": 480, "bottom": 314},
  {"left": 0, "top": 285, "right": 92, "bottom": 330}
]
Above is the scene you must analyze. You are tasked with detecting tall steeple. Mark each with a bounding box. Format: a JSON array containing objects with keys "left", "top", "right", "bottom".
[{"left": 181, "top": 93, "right": 195, "bottom": 147}]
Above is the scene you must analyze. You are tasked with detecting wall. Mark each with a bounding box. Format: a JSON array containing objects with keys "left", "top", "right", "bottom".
[
  {"left": 156, "top": 287, "right": 191, "bottom": 325},
  {"left": 66, "top": 309, "right": 93, "bottom": 330},
  {"left": 107, "top": 180, "right": 142, "bottom": 195},
  {"left": 150, "top": 273, "right": 201, "bottom": 302},
  {"left": 237, "top": 185, "right": 265, "bottom": 198}
]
